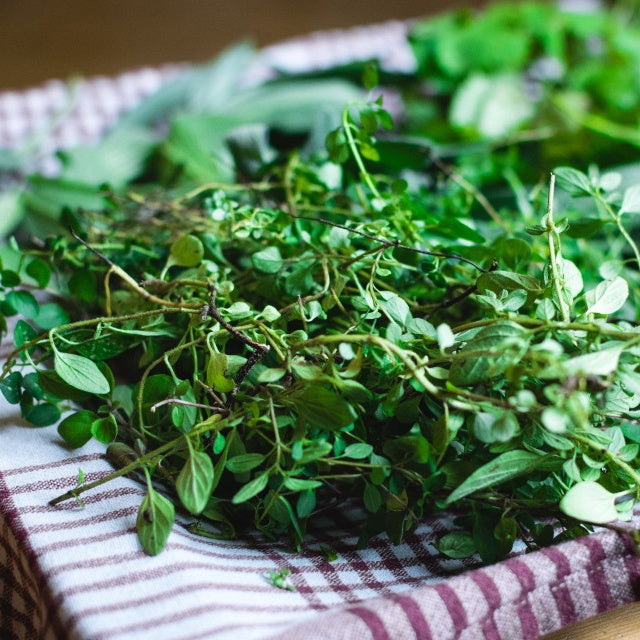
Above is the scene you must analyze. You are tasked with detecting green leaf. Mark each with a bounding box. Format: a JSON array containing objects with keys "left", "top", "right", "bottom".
[
  {"left": 450, "top": 73, "right": 533, "bottom": 139},
  {"left": 25, "top": 258, "right": 51, "bottom": 288},
  {"left": 446, "top": 450, "right": 545, "bottom": 504},
  {"left": 438, "top": 531, "right": 476, "bottom": 559},
  {"left": 620, "top": 184, "right": 640, "bottom": 214},
  {"left": 136, "top": 488, "right": 175, "bottom": 555},
  {"left": 226, "top": 453, "right": 265, "bottom": 474},
  {"left": 35, "top": 303, "right": 71, "bottom": 331},
  {"left": 554, "top": 167, "right": 592, "bottom": 197},
  {"left": 13, "top": 320, "right": 37, "bottom": 350},
  {"left": 477, "top": 270, "right": 541, "bottom": 297},
  {"left": 4, "top": 290, "right": 39, "bottom": 318},
  {"left": 170, "top": 234, "right": 204, "bottom": 268},
  {"left": 58, "top": 410, "right": 97, "bottom": 448},
  {"left": 90, "top": 415, "right": 118, "bottom": 444},
  {"left": 449, "top": 321, "right": 529, "bottom": 386},
  {"left": 363, "top": 483, "right": 382, "bottom": 513},
  {"left": 342, "top": 443, "right": 374, "bottom": 459},
  {"left": 379, "top": 293, "right": 411, "bottom": 327},
  {"left": 559, "top": 481, "right": 622, "bottom": 524},
  {"left": 176, "top": 451, "right": 214, "bottom": 514},
  {"left": 231, "top": 472, "right": 269, "bottom": 504},
  {"left": 585, "top": 277, "right": 629, "bottom": 315},
  {"left": 206, "top": 352, "right": 235, "bottom": 393},
  {"left": 296, "top": 490, "right": 316, "bottom": 519},
  {"left": 562, "top": 346, "right": 622, "bottom": 377},
  {"left": 23, "top": 403, "right": 61, "bottom": 427},
  {"left": 290, "top": 385, "right": 353, "bottom": 431},
  {"left": 252, "top": 247, "right": 283, "bottom": 274},
  {"left": 283, "top": 477, "right": 323, "bottom": 491},
  {"left": 362, "top": 62, "right": 379, "bottom": 90},
  {"left": 68, "top": 269, "right": 97, "bottom": 303},
  {"left": 0, "top": 372, "right": 22, "bottom": 404},
  {"left": 54, "top": 351, "right": 111, "bottom": 395}
]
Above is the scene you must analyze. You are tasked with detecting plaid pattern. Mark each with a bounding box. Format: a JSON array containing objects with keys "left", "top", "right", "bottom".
[{"left": 2, "top": 19, "right": 640, "bottom": 640}]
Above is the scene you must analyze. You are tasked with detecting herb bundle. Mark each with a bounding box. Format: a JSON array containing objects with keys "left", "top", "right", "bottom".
[{"left": 1, "top": 1, "right": 640, "bottom": 561}]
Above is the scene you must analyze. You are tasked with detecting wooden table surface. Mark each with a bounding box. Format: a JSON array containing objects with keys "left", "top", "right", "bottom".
[
  {"left": 541, "top": 602, "right": 640, "bottom": 639},
  {"left": 1, "top": 0, "right": 482, "bottom": 89}
]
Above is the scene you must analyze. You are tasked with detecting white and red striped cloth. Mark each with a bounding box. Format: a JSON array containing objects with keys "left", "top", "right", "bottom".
[{"left": 2, "top": 19, "right": 640, "bottom": 640}]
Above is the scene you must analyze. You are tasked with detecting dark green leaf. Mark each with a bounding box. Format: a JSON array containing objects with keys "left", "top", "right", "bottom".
[{"left": 58, "top": 410, "right": 97, "bottom": 448}]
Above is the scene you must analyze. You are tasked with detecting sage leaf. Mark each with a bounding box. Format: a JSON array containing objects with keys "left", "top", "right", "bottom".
[{"left": 446, "top": 450, "right": 545, "bottom": 504}]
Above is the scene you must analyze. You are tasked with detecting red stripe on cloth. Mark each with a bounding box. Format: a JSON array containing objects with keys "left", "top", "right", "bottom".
[
  {"left": 391, "top": 593, "right": 433, "bottom": 640},
  {"left": 10, "top": 470, "right": 108, "bottom": 495},
  {"left": 433, "top": 582, "right": 468, "bottom": 634},
  {"left": 503, "top": 557, "right": 540, "bottom": 638},
  {"left": 21, "top": 486, "right": 145, "bottom": 513},
  {"left": 347, "top": 606, "right": 392, "bottom": 640},
  {"left": 516, "top": 597, "right": 541, "bottom": 640},
  {"left": 542, "top": 547, "right": 576, "bottom": 626},
  {"left": 470, "top": 571, "right": 502, "bottom": 640},
  {"left": 73, "top": 581, "right": 315, "bottom": 620},
  {"left": 91, "top": 601, "right": 299, "bottom": 639},
  {"left": 169, "top": 619, "right": 291, "bottom": 640},
  {"left": 2, "top": 453, "right": 104, "bottom": 477},
  {"left": 623, "top": 553, "right": 640, "bottom": 598},
  {"left": 29, "top": 506, "right": 137, "bottom": 533},
  {"left": 504, "top": 557, "right": 536, "bottom": 593},
  {"left": 575, "top": 536, "right": 616, "bottom": 613}
]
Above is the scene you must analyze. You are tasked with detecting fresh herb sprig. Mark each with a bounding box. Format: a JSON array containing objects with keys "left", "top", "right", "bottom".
[{"left": 1, "top": 1, "right": 640, "bottom": 561}]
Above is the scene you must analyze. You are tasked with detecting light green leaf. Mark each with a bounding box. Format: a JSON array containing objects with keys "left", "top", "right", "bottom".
[
  {"left": 438, "top": 531, "right": 476, "bottom": 559},
  {"left": 206, "top": 352, "right": 235, "bottom": 393},
  {"left": 283, "top": 477, "right": 323, "bottom": 491},
  {"left": 342, "top": 443, "right": 374, "bottom": 459},
  {"left": 170, "top": 234, "right": 204, "bottom": 268},
  {"left": 252, "top": 247, "right": 283, "bottom": 274},
  {"left": 553, "top": 167, "right": 592, "bottom": 197},
  {"left": 90, "top": 415, "right": 118, "bottom": 444},
  {"left": 620, "top": 184, "right": 640, "bottom": 214},
  {"left": 231, "top": 472, "right": 269, "bottom": 504},
  {"left": 559, "top": 481, "right": 623, "bottom": 524},
  {"left": 585, "top": 277, "right": 629, "bottom": 315},
  {"left": 226, "top": 453, "right": 265, "bottom": 474},
  {"left": 54, "top": 351, "right": 110, "bottom": 395},
  {"left": 176, "top": 451, "right": 214, "bottom": 514},
  {"left": 136, "top": 488, "right": 175, "bottom": 555},
  {"left": 562, "top": 346, "right": 623, "bottom": 377},
  {"left": 450, "top": 73, "right": 534, "bottom": 139}
]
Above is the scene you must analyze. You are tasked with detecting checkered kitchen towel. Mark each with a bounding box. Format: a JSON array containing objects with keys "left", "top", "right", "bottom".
[{"left": 2, "top": 19, "right": 640, "bottom": 640}]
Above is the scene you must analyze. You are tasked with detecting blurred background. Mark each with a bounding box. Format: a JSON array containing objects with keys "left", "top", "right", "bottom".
[{"left": 2, "top": 0, "right": 474, "bottom": 89}]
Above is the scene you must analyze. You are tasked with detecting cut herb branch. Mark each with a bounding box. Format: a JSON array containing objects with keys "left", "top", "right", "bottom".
[{"left": 3, "top": 0, "right": 640, "bottom": 561}]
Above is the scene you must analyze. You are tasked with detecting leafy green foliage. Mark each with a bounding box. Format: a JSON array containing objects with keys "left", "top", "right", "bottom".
[{"left": 2, "top": 0, "right": 640, "bottom": 562}]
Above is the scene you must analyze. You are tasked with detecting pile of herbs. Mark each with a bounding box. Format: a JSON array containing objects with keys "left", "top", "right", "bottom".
[{"left": 1, "top": 0, "right": 640, "bottom": 562}]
